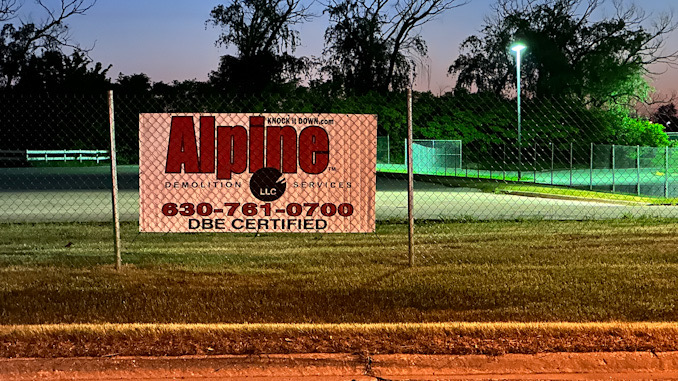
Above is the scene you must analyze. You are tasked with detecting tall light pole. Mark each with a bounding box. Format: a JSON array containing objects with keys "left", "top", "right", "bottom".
[{"left": 511, "top": 43, "right": 526, "bottom": 181}]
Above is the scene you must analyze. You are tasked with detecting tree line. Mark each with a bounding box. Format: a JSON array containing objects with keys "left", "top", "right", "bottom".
[{"left": 0, "top": 0, "right": 677, "bottom": 163}]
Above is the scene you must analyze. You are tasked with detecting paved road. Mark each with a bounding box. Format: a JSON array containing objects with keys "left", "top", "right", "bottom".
[
  {"left": 1, "top": 175, "right": 677, "bottom": 223},
  {"left": 0, "top": 165, "right": 139, "bottom": 191},
  {"left": 3, "top": 352, "right": 678, "bottom": 380},
  {"left": 377, "top": 177, "right": 678, "bottom": 220}
]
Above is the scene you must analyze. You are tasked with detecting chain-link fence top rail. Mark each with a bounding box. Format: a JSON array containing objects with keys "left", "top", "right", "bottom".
[{"left": 0, "top": 92, "right": 677, "bottom": 227}]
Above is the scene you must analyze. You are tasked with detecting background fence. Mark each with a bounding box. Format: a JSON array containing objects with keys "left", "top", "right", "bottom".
[
  {"left": 377, "top": 140, "right": 678, "bottom": 198},
  {"left": 1, "top": 91, "right": 677, "bottom": 266}
]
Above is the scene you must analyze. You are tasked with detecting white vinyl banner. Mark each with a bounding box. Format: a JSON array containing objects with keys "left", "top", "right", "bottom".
[{"left": 139, "top": 113, "right": 377, "bottom": 233}]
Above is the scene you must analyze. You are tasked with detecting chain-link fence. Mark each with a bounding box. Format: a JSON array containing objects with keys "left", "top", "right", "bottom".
[
  {"left": 1, "top": 91, "right": 677, "bottom": 267},
  {"left": 375, "top": 139, "right": 678, "bottom": 198}
]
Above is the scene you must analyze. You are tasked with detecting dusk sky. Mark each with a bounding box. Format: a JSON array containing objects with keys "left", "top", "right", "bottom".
[{"left": 19, "top": 0, "right": 678, "bottom": 95}]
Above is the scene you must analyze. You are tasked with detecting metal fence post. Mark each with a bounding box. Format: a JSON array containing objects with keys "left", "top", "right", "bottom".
[
  {"left": 387, "top": 135, "right": 390, "bottom": 164},
  {"left": 502, "top": 143, "right": 506, "bottom": 181},
  {"left": 533, "top": 142, "right": 537, "bottom": 183},
  {"left": 432, "top": 139, "right": 436, "bottom": 176},
  {"left": 612, "top": 144, "right": 616, "bottom": 193},
  {"left": 518, "top": 140, "right": 522, "bottom": 181},
  {"left": 404, "top": 139, "right": 407, "bottom": 170},
  {"left": 457, "top": 140, "right": 461, "bottom": 176},
  {"left": 407, "top": 88, "right": 415, "bottom": 267},
  {"left": 550, "top": 142, "right": 554, "bottom": 185},
  {"left": 637, "top": 145, "right": 640, "bottom": 196},
  {"left": 445, "top": 142, "right": 448, "bottom": 176},
  {"left": 108, "top": 90, "right": 122, "bottom": 271},
  {"left": 569, "top": 142, "right": 573, "bottom": 187},
  {"left": 488, "top": 144, "right": 492, "bottom": 179},
  {"left": 590, "top": 143, "right": 593, "bottom": 190},
  {"left": 665, "top": 146, "right": 669, "bottom": 198}
]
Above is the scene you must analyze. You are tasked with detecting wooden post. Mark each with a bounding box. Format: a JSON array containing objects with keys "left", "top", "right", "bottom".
[
  {"left": 108, "top": 90, "right": 122, "bottom": 271},
  {"left": 407, "top": 88, "right": 415, "bottom": 267}
]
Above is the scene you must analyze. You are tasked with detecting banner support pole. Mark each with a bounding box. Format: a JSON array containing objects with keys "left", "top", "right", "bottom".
[
  {"left": 407, "top": 88, "right": 415, "bottom": 267},
  {"left": 108, "top": 90, "right": 122, "bottom": 271}
]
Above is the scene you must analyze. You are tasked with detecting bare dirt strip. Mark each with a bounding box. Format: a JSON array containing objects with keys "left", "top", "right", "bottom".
[{"left": 3, "top": 352, "right": 678, "bottom": 380}]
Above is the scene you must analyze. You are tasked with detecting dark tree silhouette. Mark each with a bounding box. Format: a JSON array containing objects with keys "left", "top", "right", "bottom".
[
  {"left": 207, "top": 0, "right": 312, "bottom": 93},
  {"left": 0, "top": 0, "right": 97, "bottom": 88},
  {"left": 0, "top": 0, "right": 19, "bottom": 21},
  {"left": 324, "top": 0, "right": 468, "bottom": 94},
  {"left": 653, "top": 103, "right": 678, "bottom": 132},
  {"left": 449, "top": 0, "right": 677, "bottom": 105}
]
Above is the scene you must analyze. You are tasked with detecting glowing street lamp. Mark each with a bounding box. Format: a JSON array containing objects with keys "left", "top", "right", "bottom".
[{"left": 511, "top": 43, "right": 526, "bottom": 180}]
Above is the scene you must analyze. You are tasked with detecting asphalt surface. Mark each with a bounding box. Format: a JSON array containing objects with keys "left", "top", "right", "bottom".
[
  {"left": 1, "top": 166, "right": 677, "bottom": 223},
  {"left": 0, "top": 165, "right": 139, "bottom": 191},
  {"left": 376, "top": 177, "right": 678, "bottom": 220}
]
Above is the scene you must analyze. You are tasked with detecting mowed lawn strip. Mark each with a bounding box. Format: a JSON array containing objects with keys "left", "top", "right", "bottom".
[
  {"left": 1, "top": 220, "right": 678, "bottom": 324},
  {"left": 3, "top": 322, "right": 678, "bottom": 358}
]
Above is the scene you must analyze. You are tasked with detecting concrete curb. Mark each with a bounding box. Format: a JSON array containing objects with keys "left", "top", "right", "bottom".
[{"left": 3, "top": 352, "right": 678, "bottom": 380}]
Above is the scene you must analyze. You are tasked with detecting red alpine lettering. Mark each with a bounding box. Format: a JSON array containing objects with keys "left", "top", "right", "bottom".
[
  {"left": 165, "top": 116, "right": 330, "bottom": 179},
  {"left": 217, "top": 125, "right": 248, "bottom": 180},
  {"left": 166, "top": 116, "right": 200, "bottom": 173},
  {"left": 299, "top": 126, "right": 329, "bottom": 174}
]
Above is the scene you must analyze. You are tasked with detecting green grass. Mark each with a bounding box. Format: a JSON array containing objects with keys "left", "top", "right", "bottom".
[
  {"left": 398, "top": 175, "right": 678, "bottom": 204},
  {"left": 488, "top": 183, "right": 678, "bottom": 204},
  {"left": 386, "top": 176, "right": 678, "bottom": 205},
  {"left": 5, "top": 322, "right": 678, "bottom": 357},
  {"left": 376, "top": 166, "right": 678, "bottom": 201},
  {"left": 377, "top": 165, "right": 526, "bottom": 181},
  {"left": 2, "top": 220, "right": 678, "bottom": 324}
]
